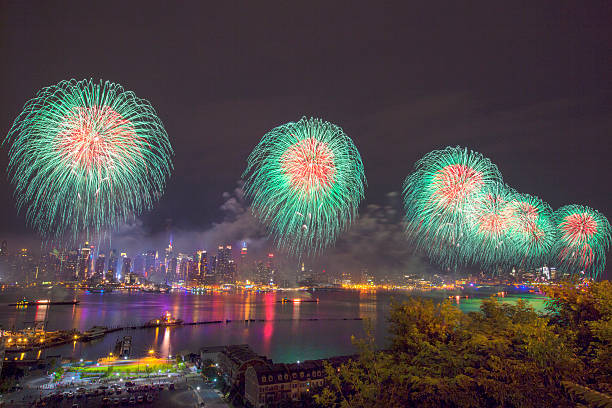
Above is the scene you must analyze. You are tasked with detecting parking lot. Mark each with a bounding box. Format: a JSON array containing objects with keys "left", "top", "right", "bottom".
[{"left": 3, "top": 377, "right": 227, "bottom": 408}]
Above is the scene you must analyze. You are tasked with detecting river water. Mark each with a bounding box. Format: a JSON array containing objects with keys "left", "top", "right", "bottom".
[{"left": 0, "top": 288, "right": 548, "bottom": 363}]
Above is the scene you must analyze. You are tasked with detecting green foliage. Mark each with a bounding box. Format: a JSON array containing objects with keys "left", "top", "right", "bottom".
[
  {"left": 317, "top": 282, "right": 612, "bottom": 408},
  {"left": 545, "top": 281, "right": 612, "bottom": 392},
  {"left": 562, "top": 381, "right": 612, "bottom": 408}
]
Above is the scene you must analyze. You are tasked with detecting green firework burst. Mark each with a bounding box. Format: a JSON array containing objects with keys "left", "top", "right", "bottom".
[
  {"left": 505, "top": 192, "right": 557, "bottom": 269},
  {"left": 4, "top": 79, "right": 173, "bottom": 242},
  {"left": 464, "top": 182, "right": 518, "bottom": 269},
  {"left": 402, "top": 146, "right": 502, "bottom": 268},
  {"left": 243, "top": 117, "right": 366, "bottom": 256},
  {"left": 553, "top": 204, "right": 611, "bottom": 278}
]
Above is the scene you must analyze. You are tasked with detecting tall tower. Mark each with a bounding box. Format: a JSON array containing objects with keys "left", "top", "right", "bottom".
[
  {"left": 76, "top": 243, "right": 91, "bottom": 280},
  {"left": 216, "top": 245, "right": 233, "bottom": 283},
  {"left": 107, "top": 249, "right": 118, "bottom": 282},
  {"left": 240, "top": 242, "right": 248, "bottom": 281},
  {"left": 95, "top": 254, "right": 106, "bottom": 280}
]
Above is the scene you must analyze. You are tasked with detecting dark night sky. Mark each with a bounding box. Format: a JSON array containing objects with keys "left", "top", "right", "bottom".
[{"left": 1, "top": 1, "right": 611, "bottom": 277}]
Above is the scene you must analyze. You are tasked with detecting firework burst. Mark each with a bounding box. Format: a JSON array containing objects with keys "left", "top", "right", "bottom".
[
  {"left": 464, "top": 182, "right": 517, "bottom": 268},
  {"left": 553, "top": 205, "right": 611, "bottom": 277},
  {"left": 505, "top": 193, "right": 556, "bottom": 269},
  {"left": 243, "top": 117, "right": 365, "bottom": 256},
  {"left": 402, "top": 146, "right": 502, "bottom": 268},
  {"left": 4, "top": 79, "right": 173, "bottom": 241}
]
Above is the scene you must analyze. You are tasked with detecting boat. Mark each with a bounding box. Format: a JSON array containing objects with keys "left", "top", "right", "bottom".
[
  {"left": 141, "top": 284, "right": 171, "bottom": 293},
  {"left": 8, "top": 299, "right": 80, "bottom": 306},
  {"left": 143, "top": 311, "right": 183, "bottom": 327},
  {"left": 82, "top": 326, "right": 108, "bottom": 341},
  {"left": 278, "top": 297, "right": 319, "bottom": 303},
  {"left": 87, "top": 285, "right": 113, "bottom": 293}
]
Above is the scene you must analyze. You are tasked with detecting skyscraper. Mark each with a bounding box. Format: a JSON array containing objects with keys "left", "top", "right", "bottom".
[
  {"left": 107, "top": 249, "right": 118, "bottom": 282},
  {"left": 216, "top": 245, "right": 234, "bottom": 283},
  {"left": 95, "top": 254, "right": 106, "bottom": 280},
  {"left": 76, "top": 243, "right": 91, "bottom": 280},
  {"left": 240, "top": 242, "right": 248, "bottom": 281},
  {"left": 145, "top": 250, "right": 156, "bottom": 278}
]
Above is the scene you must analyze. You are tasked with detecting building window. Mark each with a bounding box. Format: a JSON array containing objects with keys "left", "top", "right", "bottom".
[
  {"left": 300, "top": 372, "right": 304, "bottom": 378},
  {"left": 317, "top": 370, "right": 322, "bottom": 376},
  {"left": 284, "top": 374, "right": 288, "bottom": 380},
  {"left": 278, "top": 374, "right": 282, "bottom": 381},
  {"left": 268, "top": 375, "right": 273, "bottom": 382},
  {"left": 292, "top": 373, "right": 297, "bottom": 379},
  {"left": 262, "top": 376, "right": 266, "bottom": 383}
]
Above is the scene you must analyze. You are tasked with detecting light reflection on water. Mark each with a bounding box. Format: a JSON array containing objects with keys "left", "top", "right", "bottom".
[{"left": 0, "top": 288, "right": 547, "bottom": 363}]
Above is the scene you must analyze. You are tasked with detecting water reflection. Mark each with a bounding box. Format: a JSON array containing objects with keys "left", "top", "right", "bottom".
[
  {"left": 160, "top": 327, "right": 170, "bottom": 357},
  {"left": 358, "top": 290, "right": 377, "bottom": 320},
  {"left": 0, "top": 289, "right": 548, "bottom": 363}
]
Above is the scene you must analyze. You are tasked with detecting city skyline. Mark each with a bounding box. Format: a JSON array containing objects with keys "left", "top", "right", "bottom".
[{"left": 1, "top": 4, "right": 611, "bottom": 262}]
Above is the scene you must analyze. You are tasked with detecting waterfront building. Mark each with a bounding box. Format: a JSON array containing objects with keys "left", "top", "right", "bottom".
[
  {"left": 217, "top": 344, "right": 273, "bottom": 392},
  {"left": 244, "top": 356, "right": 352, "bottom": 407}
]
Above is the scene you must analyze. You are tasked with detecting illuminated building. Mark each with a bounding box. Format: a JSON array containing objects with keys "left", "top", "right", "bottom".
[
  {"left": 120, "top": 253, "right": 130, "bottom": 281},
  {"left": 167, "top": 257, "right": 178, "bottom": 282},
  {"left": 240, "top": 242, "right": 248, "bottom": 280},
  {"left": 76, "top": 243, "right": 91, "bottom": 280},
  {"left": 94, "top": 254, "right": 106, "bottom": 280},
  {"left": 133, "top": 253, "right": 145, "bottom": 276},
  {"left": 216, "top": 245, "right": 235, "bottom": 284},
  {"left": 145, "top": 250, "right": 156, "bottom": 278},
  {"left": 107, "top": 249, "right": 118, "bottom": 282},
  {"left": 255, "top": 253, "right": 275, "bottom": 285},
  {"left": 62, "top": 249, "right": 79, "bottom": 281},
  {"left": 197, "top": 250, "right": 208, "bottom": 279}
]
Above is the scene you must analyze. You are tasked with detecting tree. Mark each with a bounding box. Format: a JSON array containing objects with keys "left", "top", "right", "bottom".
[{"left": 316, "top": 283, "right": 612, "bottom": 408}]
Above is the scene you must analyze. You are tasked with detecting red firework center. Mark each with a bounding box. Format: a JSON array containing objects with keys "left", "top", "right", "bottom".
[
  {"left": 560, "top": 213, "right": 598, "bottom": 245},
  {"left": 431, "top": 164, "right": 483, "bottom": 209},
  {"left": 280, "top": 137, "right": 336, "bottom": 195},
  {"left": 476, "top": 194, "right": 512, "bottom": 236},
  {"left": 56, "top": 106, "right": 139, "bottom": 170}
]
